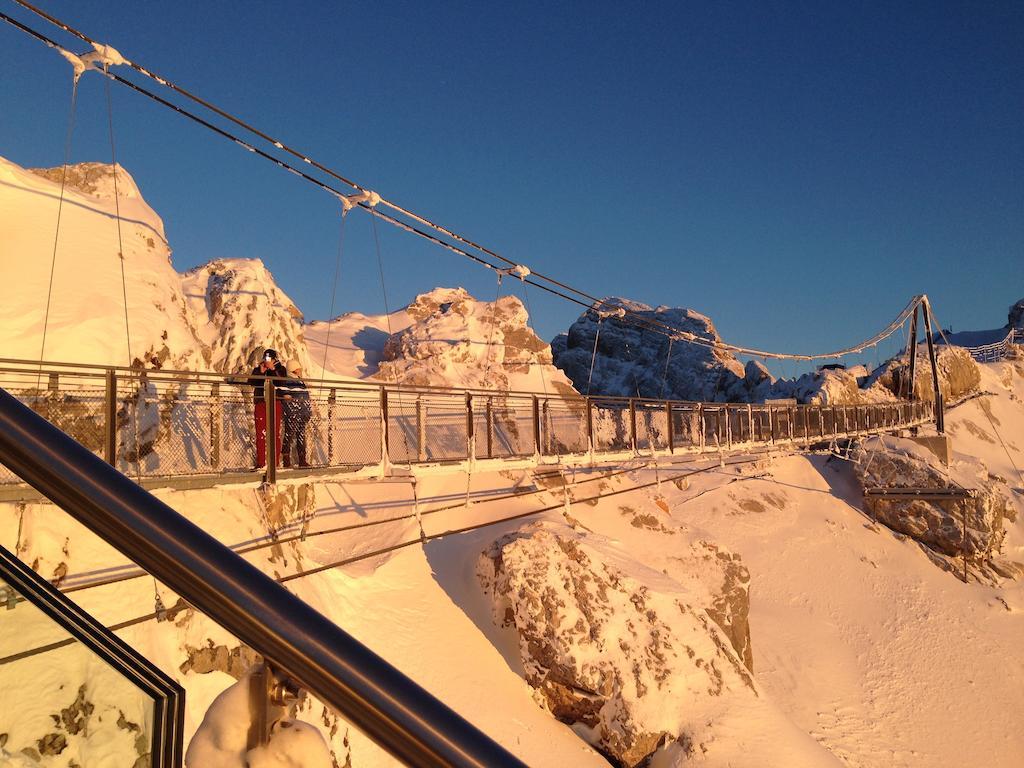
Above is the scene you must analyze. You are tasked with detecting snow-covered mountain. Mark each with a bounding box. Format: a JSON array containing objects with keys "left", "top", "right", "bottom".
[
  {"left": 182, "top": 258, "right": 312, "bottom": 374},
  {"left": 3, "top": 153, "right": 1024, "bottom": 767},
  {"left": 550, "top": 299, "right": 758, "bottom": 402},
  {"left": 0, "top": 157, "right": 210, "bottom": 370},
  {"left": 306, "top": 286, "right": 574, "bottom": 391},
  {"left": 552, "top": 297, "right": 988, "bottom": 406},
  {"left": 2, "top": 156, "right": 571, "bottom": 392}
]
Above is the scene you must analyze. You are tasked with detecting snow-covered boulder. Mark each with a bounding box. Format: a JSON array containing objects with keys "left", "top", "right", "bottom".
[
  {"left": 374, "top": 287, "right": 571, "bottom": 392},
  {"left": 550, "top": 299, "right": 747, "bottom": 403},
  {"left": 478, "top": 521, "right": 761, "bottom": 767},
  {"left": 851, "top": 437, "right": 1014, "bottom": 571},
  {"left": 185, "top": 672, "right": 332, "bottom": 768},
  {"left": 182, "top": 258, "right": 311, "bottom": 375},
  {"left": 866, "top": 345, "right": 980, "bottom": 404}
]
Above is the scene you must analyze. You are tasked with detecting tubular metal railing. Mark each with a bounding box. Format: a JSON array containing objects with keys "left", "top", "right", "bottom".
[
  {"left": 0, "top": 386, "right": 528, "bottom": 768},
  {"left": 0, "top": 358, "right": 935, "bottom": 487}
]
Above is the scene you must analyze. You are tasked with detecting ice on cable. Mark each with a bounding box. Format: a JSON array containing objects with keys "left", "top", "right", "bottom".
[
  {"left": 339, "top": 189, "right": 381, "bottom": 213},
  {"left": 57, "top": 41, "right": 127, "bottom": 82}
]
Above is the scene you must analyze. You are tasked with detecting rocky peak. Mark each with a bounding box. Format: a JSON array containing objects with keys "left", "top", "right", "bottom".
[
  {"left": 1009, "top": 298, "right": 1024, "bottom": 330},
  {"left": 182, "top": 258, "right": 311, "bottom": 374},
  {"left": 375, "top": 286, "right": 566, "bottom": 391},
  {"left": 550, "top": 298, "right": 756, "bottom": 402}
]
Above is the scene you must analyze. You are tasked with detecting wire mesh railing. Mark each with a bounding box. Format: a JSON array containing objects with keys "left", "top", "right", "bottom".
[{"left": 0, "top": 360, "right": 936, "bottom": 486}]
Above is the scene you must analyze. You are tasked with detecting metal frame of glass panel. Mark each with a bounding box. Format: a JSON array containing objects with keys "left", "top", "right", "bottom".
[{"left": 0, "top": 544, "right": 184, "bottom": 767}]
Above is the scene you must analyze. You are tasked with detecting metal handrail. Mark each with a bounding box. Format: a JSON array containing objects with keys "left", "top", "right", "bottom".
[{"left": 0, "top": 387, "right": 527, "bottom": 768}]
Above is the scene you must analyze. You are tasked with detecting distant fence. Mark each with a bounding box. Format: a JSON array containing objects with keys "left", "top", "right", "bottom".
[
  {"left": 958, "top": 329, "right": 1022, "bottom": 363},
  {"left": 0, "top": 359, "right": 935, "bottom": 487}
]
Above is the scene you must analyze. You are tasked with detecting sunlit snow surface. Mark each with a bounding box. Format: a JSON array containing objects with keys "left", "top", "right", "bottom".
[{"left": 1, "top": 151, "right": 1022, "bottom": 765}]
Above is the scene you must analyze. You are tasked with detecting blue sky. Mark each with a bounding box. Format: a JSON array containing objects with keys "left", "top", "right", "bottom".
[{"left": 1, "top": 1, "right": 1021, "bottom": 374}]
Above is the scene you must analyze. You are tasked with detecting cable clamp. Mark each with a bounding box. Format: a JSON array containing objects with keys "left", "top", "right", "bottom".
[
  {"left": 594, "top": 307, "right": 626, "bottom": 320},
  {"left": 495, "top": 264, "right": 531, "bottom": 281},
  {"left": 58, "top": 41, "right": 127, "bottom": 83},
  {"left": 339, "top": 189, "right": 381, "bottom": 214}
]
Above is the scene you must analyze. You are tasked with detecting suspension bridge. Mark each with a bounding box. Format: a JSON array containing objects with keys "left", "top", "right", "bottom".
[{"left": 0, "top": 2, "right": 978, "bottom": 497}]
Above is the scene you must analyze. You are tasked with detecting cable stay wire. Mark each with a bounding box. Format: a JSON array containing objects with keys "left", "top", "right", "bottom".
[
  {"left": 1, "top": 6, "right": 929, "bottom": 366},
  {"left": 36, "top": 72, "right": 78, "bottom": 390}
]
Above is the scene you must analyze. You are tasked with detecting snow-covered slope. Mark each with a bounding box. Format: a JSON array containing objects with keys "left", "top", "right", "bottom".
[
  {"left": 0, "top": 156, "right": 315, "bottom": 375},
  {"left": 0, "top": 157, "right": 208, "bottom": 369}
]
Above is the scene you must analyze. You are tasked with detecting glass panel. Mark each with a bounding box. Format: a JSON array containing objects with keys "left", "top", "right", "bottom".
[{"left": 0, "top": 577, "right": 157, "bottom": 766}]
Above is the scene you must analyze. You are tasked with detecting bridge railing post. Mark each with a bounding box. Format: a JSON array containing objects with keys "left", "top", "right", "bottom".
[
  {"left": 665, "top": 401, "right": 673, "bottom": 454},
  {"left": 465, "top": 392, "right": 475, "bottom": 462},
  {"left": 326, "top": 388, "right": 336, "bottom": 465},
  {"left": 416, "top": 396, "right": 426, "bottom": 462},
  {"left": 587, "top": 398, "right": 596, "bottom": 456},
  {"left": 697, "top": 403, "right": 705, "bottom": 453},
  {"left": 485, "top": 397, "right": 494, "bottom": 459},
  {"left": 265, "top": 378, "right": 277, "bottom": 484},
  {"left": 380, "top": 387, "right": 390, "bottom": 471},
  {"left": 628, "top": 398, "right": 637, "bottom": 455},
  {"left": 532, "top": 395, "right": 541, "bottom": 456},
  {"left": 210, "top": 382, "right": 221, "bottom": 471},
  {"left": 103, "top": 368, "right": 117, "bottom": 466}
]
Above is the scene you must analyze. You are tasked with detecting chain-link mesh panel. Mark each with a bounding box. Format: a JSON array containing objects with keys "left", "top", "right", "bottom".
[
  {"left": 749, "top": 406, "right": 769, "bottom": 442},
  {"left": 422, "top": 395, "right": 469, "bottom": 462},
  {"left": 116, "top": 378, "right": 210, "bottom": 476},
  {"left": 728, "top": 406, "right": 751, "bottom": 444},
  {"left": 669, "top": 405, "right": 700, "bottom": 450},
  {"left": 328, "top": 389, "right": 383, "bottom": 466},
  {"left": 0, "top": 376, "right": 105, "bottom": 482},
  {"left": 489, "top": 397, "right": 535, "bottom": 457},
  {"left": 592, "top": 402, "right": 630, "bottom": 452},
  {"left": 385, "top": 394, "right": 417, "bottom": 464},
  {"left": 542, "top": 399, "right": 587, "bottom": 456},
  {"left": 635, "top": 405, "right": 669, "bottom": 451},
  {"left": 472, "top": 396, "right": 534, "bottom": 459}
]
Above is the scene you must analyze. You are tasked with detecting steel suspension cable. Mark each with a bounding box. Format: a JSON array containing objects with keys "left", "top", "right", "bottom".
[
  {"left": 36, "top": 75, "right": 78, "bottom": 387},
  {"left": 318, "top": 208, "right": 347, "bottom": 388}
]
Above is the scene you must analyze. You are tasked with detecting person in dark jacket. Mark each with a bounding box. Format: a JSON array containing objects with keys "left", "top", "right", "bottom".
[
  {"left": 280, "top": 365, "right": 312, "bottom": 468},
  {"left": 248, "top": 348, "right": 288, "bottom": 469}
]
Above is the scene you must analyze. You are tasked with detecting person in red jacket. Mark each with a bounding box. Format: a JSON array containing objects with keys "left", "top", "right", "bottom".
[{"left": 248, "top": 348, "right": 287, "bottom": 469}]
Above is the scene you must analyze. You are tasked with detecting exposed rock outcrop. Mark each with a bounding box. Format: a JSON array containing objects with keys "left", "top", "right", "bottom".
[
  {"left": 550, "top": 299, "right": 754, "bottom": 402},
  {"left": 550, "top": 297, "right": 933, "bottom": 405},
  {"left": 851, "top": 436, "right": 1015, "bottom": 574},
  {"left": 477, "top": 521, "right": 759, "bottom": 767},
  {"left": 376, "top": 287, "right": 569, "bottom": 391},
  {"left": 1009, "top": 298, "right": 1024, "bottom": 331},
  {"left": 182, "top": 258, "right": 311, "bottom": 374},
  {"left": 866, "top": 345, "right": 980, "bottom": 404}
]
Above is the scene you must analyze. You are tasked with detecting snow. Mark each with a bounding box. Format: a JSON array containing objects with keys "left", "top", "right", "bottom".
[
  {"left": 1, "top": 151, "right": 1022, "bottom": 766},
  {"left": 185, "top": 672, "right": 332, "bottom": 768}
]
